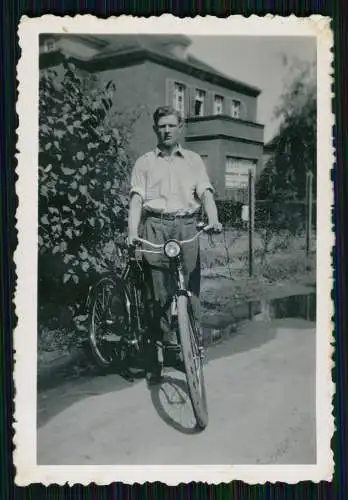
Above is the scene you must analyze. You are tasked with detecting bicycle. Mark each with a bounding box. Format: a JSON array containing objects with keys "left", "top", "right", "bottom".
[{"left": 87, "top": 222, "right": 213, "bottom": 429}]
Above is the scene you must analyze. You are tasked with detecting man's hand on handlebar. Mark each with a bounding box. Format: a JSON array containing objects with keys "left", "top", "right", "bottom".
[
  {"left": 127, "top": 234, "right": 140, "bottom": 247},
  {"left": 204, "top": 220, "right": 223, "bottom": 234},
  {"left": 127, "top": 220, "right": 222, "bottom": 248}
]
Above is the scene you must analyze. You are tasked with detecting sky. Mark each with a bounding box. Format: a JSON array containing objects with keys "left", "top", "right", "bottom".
[{"left": 188, "top": 36, "right": 316, "bottom": 143}]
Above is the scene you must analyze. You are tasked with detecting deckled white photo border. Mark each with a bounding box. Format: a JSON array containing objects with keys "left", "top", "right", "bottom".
[{"left": 14, "top": 14, "right": 334, "bottom": 485}]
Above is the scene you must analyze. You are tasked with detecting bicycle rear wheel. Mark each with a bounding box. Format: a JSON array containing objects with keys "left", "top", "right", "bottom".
[
  {"left": 177, "top": 294, "right": 208, "bottom": 429},
  {"left": 88, "top": 275, "right": 129, "bottom": 367}
]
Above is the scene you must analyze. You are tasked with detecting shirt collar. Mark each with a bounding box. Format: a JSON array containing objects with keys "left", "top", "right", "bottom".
[{"left": 155, "top": 144, "right": 185, "bottom": 158}]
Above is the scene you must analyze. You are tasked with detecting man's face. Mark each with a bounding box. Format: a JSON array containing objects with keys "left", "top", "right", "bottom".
[{"left": 154, "top": 114, "right": 182, "bottom": 148}]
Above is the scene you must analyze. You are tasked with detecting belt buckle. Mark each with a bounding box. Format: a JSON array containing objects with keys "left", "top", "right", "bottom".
[
  {"left": 160, "top": 211, "right": 192, "bottom": 220},
  {"left": 173, "top": 211, "right": 186, "bottom": 219},
  {"left": 162, "top": 213, "right": 175, "bottom": 221}
]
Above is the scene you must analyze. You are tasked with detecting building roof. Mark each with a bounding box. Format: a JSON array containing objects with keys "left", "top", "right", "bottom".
[
  {"left": 186, "top": 54, "right": 259, "bottom": 94},
  {"left": 92, "top": 35, "right": 261, "bottom": 96},
  {"left": 91, "top": 34, "right": 192, "bottom": 54},
  {"left": 40, "top": 34, "right": 261, "bottom": 97}
]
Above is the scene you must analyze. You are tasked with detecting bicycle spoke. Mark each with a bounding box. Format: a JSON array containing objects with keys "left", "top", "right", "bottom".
[
  {"left": 177, "top": 294, "right": 208, "bottom": 429},
  {"left": 89, "top": 276, "right": 136, "bottom": 369},
  {"left": 94, "top": 298, "right": 102, "bottom": 320}
]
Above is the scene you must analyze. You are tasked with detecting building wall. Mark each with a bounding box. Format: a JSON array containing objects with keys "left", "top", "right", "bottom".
[
  {"left": 95, "top": 60, "right": 263, "bottom": 198},
  {"left": 186, "top": 116, "right": 263, "bottom": 144},
  {"left": 40, "top": 47, "right": 264, "bottom": 200},
  {"left": 188, "top": 137, "right": 263, "bottom": 200},
  {"left": 219, "top": 139, "right": 263, "bottom": 200},
  {"left": 96, "top": 62, "right": 157, "bottom": 159},
  {"left": 143, "top": 60, "right": 258, "bottom": 121},
  {"left": 95, "top": 59, "right": 260, "bottom": 159},
  {"left": 186, "top": 139, "right": 221, "bottom": 191}
]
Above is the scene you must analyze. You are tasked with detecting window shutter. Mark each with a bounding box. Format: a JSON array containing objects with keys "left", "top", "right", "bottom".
[
  {"left": 227, "top": 97, "right": 232, "bottom": 117},
  {"left": 241, "top": 100, "right": 248, "bottom": 120},
  {"left": 165, "top": 78, "right": 175, "bottom": 107},
  {"left": 207, "top": 91, "right": 214, "bottom": 116},
  {"left": 186, "top": 85, "right": 195, "bottom": 118}
]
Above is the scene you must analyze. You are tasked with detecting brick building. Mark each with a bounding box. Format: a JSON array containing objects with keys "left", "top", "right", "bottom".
[{"left": 40, "top": 34, "right": 265, "bottom": 202}]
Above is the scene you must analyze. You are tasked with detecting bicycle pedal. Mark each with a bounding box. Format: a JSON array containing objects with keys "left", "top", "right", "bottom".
[
  {"left": 165, "top": 344, "right": 181, "bottom": 351},
  {"left": 121, "top": 369, "right": 134, "bottom": 383}
]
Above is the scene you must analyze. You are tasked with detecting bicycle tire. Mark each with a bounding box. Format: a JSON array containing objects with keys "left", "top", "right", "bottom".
[
  {"left": 88, "top": 275, "right": 130, "bottom": 367},
  {"left": 177, "top": 294, "right": 208, "bottom": 429}
]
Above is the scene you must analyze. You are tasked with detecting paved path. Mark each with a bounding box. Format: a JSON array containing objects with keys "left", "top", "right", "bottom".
[{"left": 37, "top": 318, "right": 316, "bottom": 465}]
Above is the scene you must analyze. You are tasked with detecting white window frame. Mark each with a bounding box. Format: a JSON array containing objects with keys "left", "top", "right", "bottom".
[
  {"left": 173, "top": 82, "right": 186, "bottom": 118},
  {"left": 213, "top": 94, "right": 224, "bottom": 115},
  {"left": 231, "top": 99, "right": 242, "bottom": 119},
  {"left": 43, "top": 38, "right": 57, "bottom": 53},
  {"left": 194, "top": 89, "right": 206, "bottom": 117},
  {"left": 225, "top": 156, "right": 257, "bottom": 190}
]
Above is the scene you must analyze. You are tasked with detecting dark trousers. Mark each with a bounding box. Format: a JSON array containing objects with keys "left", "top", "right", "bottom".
[{"left": 141, "top": 215, "right": 201, "bottom": 343}]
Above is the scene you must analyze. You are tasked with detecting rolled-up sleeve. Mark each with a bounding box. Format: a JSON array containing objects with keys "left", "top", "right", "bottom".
[
  {"left": 194, "top": 154, "right": 214, "bottom": 199},
  {"left": 130, "top": 156, "right": 147, "bottom": 200}
]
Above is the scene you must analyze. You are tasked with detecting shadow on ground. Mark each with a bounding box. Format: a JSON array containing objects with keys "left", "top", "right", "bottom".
[
  {"left": 147, "top": 374, "right": 203, "bottom": 435},
  {"left": 38, "top": 292, "right": 316, "bottom": 429}
]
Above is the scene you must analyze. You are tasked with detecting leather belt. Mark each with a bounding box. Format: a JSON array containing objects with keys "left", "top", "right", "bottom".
[{"left": 144, "top": 211, "right": 198, "bottom": 221}]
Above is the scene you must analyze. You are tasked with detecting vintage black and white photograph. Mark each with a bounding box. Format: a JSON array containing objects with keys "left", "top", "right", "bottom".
[{"left": 14, "top": 15, "right": 333, "bottom": 485}]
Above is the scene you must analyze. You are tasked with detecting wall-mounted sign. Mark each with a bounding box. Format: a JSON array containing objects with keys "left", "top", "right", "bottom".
[{"left": 225, "top": 157, "right": 256, "bottom": 189}]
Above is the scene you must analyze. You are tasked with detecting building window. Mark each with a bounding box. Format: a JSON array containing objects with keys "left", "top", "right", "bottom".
[
  {"left": 43, "top": 39, "right": 56, "bottom": 53},
  {"left": 225, "top": 156, "right": 256, "bottom": 196},
  {"left": 173, "top": 82, "right": 186, "bottom": 118},
  {"left": 231, "top": 99, "right": 241, "bottom": 119},
  {"left": 214, "top": 95, "right": 224, "bottom": 115},
  {"left": 194, "top": 89, "right": 206, "bottom": 117},
  {"left": 225, "top": 157, "right": 256, "bottom": 203}
]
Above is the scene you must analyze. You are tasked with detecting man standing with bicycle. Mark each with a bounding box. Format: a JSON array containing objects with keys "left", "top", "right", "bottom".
[{"left": 128, "top": 105, "right": 222, "bottom": 379}]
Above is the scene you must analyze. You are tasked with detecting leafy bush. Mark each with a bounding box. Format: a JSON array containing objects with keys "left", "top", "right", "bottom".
[
  {"left": 39, "top": 62, "right": 132, "bottom": 327},
  {"left": 215, "top": 200, "right": 243, "bottom": 228}
]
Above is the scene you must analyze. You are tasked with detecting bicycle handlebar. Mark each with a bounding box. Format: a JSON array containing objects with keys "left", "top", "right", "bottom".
[
  {"left": 127, "top": 222, "right": 222, "bottom": 253},
  {"left": 136, "top": 229, "right": 205, "bottom": 250}
]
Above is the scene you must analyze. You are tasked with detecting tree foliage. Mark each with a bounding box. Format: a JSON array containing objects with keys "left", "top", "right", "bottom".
[
  {"left": 39, "top": 62, "right": 132, "bottom": 324},
  {"left": 256, "top": 60, "right": 316, "bottom": 202}
]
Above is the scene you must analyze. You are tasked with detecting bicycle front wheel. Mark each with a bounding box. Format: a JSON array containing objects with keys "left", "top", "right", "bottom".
[
  {"left": 177, "top": 294, "right": 208, "bottom": 429},
  {"left": 88, "top": 275, "right": 129, "bottom": 367}
]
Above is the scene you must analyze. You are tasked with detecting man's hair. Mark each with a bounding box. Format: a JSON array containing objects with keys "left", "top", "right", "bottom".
[{"left": 153, "top": 106, "right": 183, "bottom": 127}]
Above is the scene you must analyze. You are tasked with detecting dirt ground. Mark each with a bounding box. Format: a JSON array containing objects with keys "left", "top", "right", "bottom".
[
  {"left": 37, "top": 316, "right": 316, "bottom": 465},
  {"left": 37, "top": 240, "right": 317, "bottom": 465}
]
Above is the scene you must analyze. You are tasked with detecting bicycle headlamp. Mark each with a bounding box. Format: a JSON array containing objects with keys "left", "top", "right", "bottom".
[{"left": 164, "top": 240, "right": 181, "bottom": 258}]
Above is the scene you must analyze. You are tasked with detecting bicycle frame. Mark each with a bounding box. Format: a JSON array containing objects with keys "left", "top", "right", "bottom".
[
  {"left": 134, "top": 228, "right": 205, "bottom": 317},
  {"left": 121, "top": 249, "right": 145, "bottom": 337},
  {"left": 113, "top": 225, "right": 208, "bottom": 352}
]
